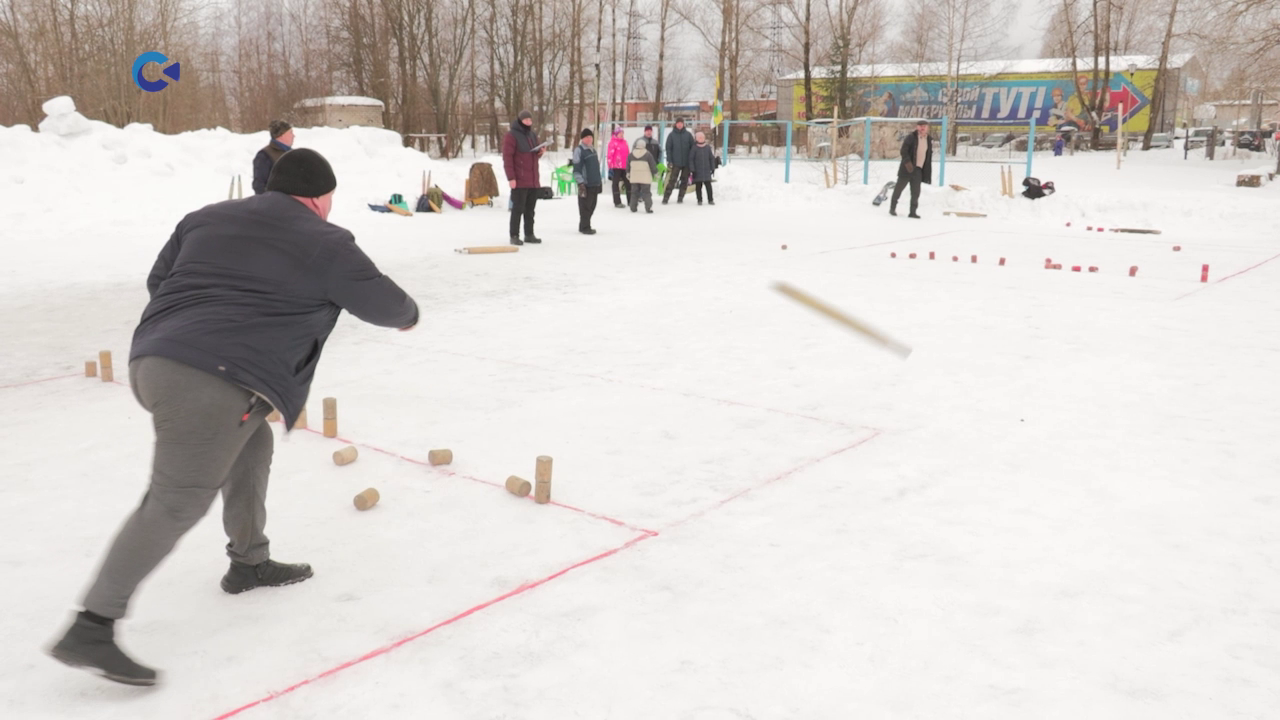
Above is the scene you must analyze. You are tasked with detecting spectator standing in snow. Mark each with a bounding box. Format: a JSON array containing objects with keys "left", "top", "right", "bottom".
[
  {"left": 627, "top": 137, "right": 658, "bottom": 213},
  {"left": 663, "top": 117, "right": 695, "bottom": 204},
  {"left": 502, "top": 110, "right": 545, "bottom": 245},
  {"left": 889, "top": 119, "right": 933, "bottom": 218},
  {"left": 251, "top": 120, "right": 293, "bottom": 194},
  {"left": 643, "top": 125, "right": 662, "bottom": 165},
  {"left": 572, "top": 128, "right": 602, "bottom": 234},
  {"left": 607, "top": 127, "right": 631, "bottom": 208},
  {"left": 689, "top": 131, "right": 717, "bottom": 206},
  {"left": 48, "top": 149, "right": 419, "bottom": 687}
]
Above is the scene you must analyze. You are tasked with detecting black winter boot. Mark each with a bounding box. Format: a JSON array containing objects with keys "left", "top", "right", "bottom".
[
  {"left": 523, "top": 235, "right": 542, "bottom": 244},
  {"left": 510, "top": 235, "right": 524, "bottom": 245},
  {"left": 49, "top": 612, "right": 158, "bottom": 686},
  {"left": 221, "top": 559, "right": 313, "bottom": 595}
]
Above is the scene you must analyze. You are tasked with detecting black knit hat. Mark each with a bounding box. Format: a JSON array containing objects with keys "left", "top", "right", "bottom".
[
  {"left": 581, "top": 127, "right": 594, "bottom": 139},
  {"left": 265, "top": 148, "right": 337, "bottom": 197},
  {"left": 518, "top": 110, "right": 532, "bottom": 121},
  {"left": 644, "top": 125, "right": 653, "bottom": 131},
  {"left": 269, "top": 120, "right": 292, "bottom": 138}
]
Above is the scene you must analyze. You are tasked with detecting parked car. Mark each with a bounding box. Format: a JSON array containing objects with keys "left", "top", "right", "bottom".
[
  {"left": 1185, "top": 127, "right": 1214, "bottom": 149},
  {"left": 1235, "top": 131, "right": 1262, "bottom": 151},
  {"left": 1145, "top": 133, "right": 1172, "bottom": 149}
]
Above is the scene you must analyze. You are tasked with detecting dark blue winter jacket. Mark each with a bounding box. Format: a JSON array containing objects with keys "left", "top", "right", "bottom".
[{"left": 132, "top": 192, "right": 418, "bottom": 429}]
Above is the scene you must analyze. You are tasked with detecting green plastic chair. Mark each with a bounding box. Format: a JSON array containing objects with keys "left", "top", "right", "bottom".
[
  {"left": 552, "top": 166, "right": 576, "bottom": 196},
  {"left": 655, "top": 163, "right": 668, "bottom": 196}
]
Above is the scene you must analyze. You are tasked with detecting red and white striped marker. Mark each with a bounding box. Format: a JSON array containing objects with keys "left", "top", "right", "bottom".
[
  {"left": 1129, "top": 266, "right": 1139, "bottom": 277},
  {"left": 890, "top": 252, "right": 897, "bottom": 258},
  {"left": 1201, "top": 264, "right": 1209, "bottom": 283},
  {"left": 1071, "top": 266, "right": 1081, "bottom": 272},
  {"left": 971, "top": 255, "right": 978, "bottom": 263},
  {"left": 909, "top": 253, "right": 917, "bottom": 259},
  {"left": 1088, "top": 266, "right": 1099, "bottom": 273},
  {"left": 929, "top": 251, "right": 935, "bottom": 260},
  {"left": 952, "top": 255, "right": 959, "bottom": 262},
  {"left": 1172, "top": 245, "right": 1181, "bottom": 252},
  {"left": 999, "top": 257, "right": 1006, "bottom": 266}
]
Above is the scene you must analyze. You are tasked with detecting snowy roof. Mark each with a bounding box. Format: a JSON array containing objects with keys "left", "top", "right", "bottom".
[
  {"left": 777, "top": 54, "right": 1195, "bottom": 82},
  {"left": 294, "top": 96, "right": 385, "bottom": 109}
]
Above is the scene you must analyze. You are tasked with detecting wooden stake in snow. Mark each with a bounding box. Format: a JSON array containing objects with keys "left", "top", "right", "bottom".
[
  {"left": 534, "top": 456, "right": 553, "bottom": 504},
  {"left": 323, "top": 397, "right": 338, "bottom": 438},
  {"left": 98, "top": 350, "right": 113, "bottom": 383}
]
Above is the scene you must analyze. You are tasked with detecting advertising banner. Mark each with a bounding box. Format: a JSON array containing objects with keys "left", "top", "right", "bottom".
[{"left": 796, "top": 70, "right": 1155, "bottom": 134}]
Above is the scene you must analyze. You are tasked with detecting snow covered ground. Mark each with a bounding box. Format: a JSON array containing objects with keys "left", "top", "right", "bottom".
[{"left": 2, "top": 102, "right": 1280, "bottom": 719}]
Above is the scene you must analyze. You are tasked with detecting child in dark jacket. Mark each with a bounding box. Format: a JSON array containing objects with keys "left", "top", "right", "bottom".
[
  {"left": 627, "top": 138, "right": 657, "bottom": 213},
  {"left": 689, "top": 131, "right": 717, "bottom": 206}
]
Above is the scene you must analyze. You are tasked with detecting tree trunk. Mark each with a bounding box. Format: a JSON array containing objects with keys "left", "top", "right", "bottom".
[
  {"left": 1142, "top": 0, "right": 1179, "bottom": 149},
  {"left": 802, "top": 0, "right": 813, "bottom": 121},
  {"left": 654, "top": 0, "right": 670, "bottom": 121}
]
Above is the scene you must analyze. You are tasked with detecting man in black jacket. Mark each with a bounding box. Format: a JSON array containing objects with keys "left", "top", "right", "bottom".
[
  {"left": 251, "top": 120, "right": 294, "bottom": 194},
  {"left": 49, "top": 149, "right": 418, "bottom": 687},
  {"left": 662, "top": 117, "right": 695, "bottom": 204},
  {"left": 889, "top": 119, "right": 934, "bottom": 218}
]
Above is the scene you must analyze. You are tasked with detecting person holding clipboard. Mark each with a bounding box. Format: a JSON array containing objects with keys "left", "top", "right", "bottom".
[{"left": 502, "top": 110, "right": 546, "bottom": 245}]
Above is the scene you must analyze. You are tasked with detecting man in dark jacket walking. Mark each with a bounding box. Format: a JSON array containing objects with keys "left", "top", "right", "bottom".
[
  {"left": 571, "top": 128, "right": 603, "bottom": 234},
  {"left": 889, "top": 119, "right": 934, "bottom": 218},
  {"left": 502, "top": 110, "right": 546, "bottom": 245},
  {"left": 662, "top": 117, "right": 695, "bottom": 204},
  {"left": 48, "top": 149, "right": 419, "bottom": 687},
  {"left": 251, "top": 120, "right": 294, "bottom": 194}
]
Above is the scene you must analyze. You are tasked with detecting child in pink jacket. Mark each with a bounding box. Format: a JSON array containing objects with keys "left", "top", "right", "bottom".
[{"left": 607, "top": 126, "right": 631, "bottom": 208}]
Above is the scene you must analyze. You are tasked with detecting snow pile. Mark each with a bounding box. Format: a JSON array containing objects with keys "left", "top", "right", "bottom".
[{"left": 37, "top": 95, "right": 93, "bottom": 137}]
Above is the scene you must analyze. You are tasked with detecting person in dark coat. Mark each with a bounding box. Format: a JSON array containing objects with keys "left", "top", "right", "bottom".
[
  {"left": 643, "top": 125, "right": 662, "bottom": 165},
  {"left": 502, "top": 110, "right": 545, "bottom": 245},
  {"left": 48, "top": 149, "right": 419, "bottom": 687},
  {"left": 689, "top": 131, "right": 717, "bottom": 206},
  {"left": 662, "top": 117, "right": 695, "bottom": 204},
  {"left": 889, "top": 119, "right": 934, "bottom": 218},
  {"left": 251, "top": 120, "right": 293, "bottom": 194},
  {"left": 571, "top": 128, "right": 602, "bottom": 234}
]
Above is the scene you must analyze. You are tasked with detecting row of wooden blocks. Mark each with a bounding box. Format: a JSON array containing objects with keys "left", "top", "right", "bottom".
[
  {"left": 336, "top": 446, "right": 553, "bottom": 510},
  {"left": 85, "top": 351, "right": 114, "bottom": 382}
]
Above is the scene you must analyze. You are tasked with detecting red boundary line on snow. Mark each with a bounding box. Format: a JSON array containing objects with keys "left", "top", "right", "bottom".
[
  {"left": 0, "top": 373, "right": 80, "bottom": 390},
  {"left": 664, "top": 430, "right": 881, "bottom": 531},
  {"left": 294, "top": 425, "right": 658, "bottom": 537},
  {"left": 210, "top": 429, "right": 882, "bottom": 719},
  {"left": 209, "top": 533, "right": 656, "bottom": 720},
  {"left": 1174, "top": 251, "right": 1280, "bottom": 301}
]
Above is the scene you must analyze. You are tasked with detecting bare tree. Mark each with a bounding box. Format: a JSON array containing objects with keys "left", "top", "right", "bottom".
[
  {"left": 653, "top": 0, "right": 676, "bottom": 119},
  {"left": 1141, "top": 0, "right": 1181, "bottom": 148}
]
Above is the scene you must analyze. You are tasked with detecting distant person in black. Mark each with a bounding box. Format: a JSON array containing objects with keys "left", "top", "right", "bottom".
[{"left": 251, "top": 120, "right": 294, "bottom": 194}]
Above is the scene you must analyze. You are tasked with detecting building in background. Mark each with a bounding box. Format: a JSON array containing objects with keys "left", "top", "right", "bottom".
[
  {"left": 292, "top": 96, "right": 386, "bottom": 129},
  {"left": 776, "top": 54, "right": 1203, "bottom": 136}
]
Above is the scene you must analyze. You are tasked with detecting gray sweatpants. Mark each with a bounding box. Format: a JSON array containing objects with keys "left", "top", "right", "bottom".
[{"left": 82, "top": 356, "right": 275, "bottom": 619}]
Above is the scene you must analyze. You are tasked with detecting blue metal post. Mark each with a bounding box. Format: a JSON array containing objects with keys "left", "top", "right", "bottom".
[
  {"left": 722, "top": 120, "right": 731, "bottom": 165},
  {"left": 863, "top": 117, "right": 872, "bottom": 185},
  {"left": 1026, "top": 118, "right": 1035, "bottom": 180},
  {"left": 784, "top": 121, "right": 793, "bottom": 183},
  {"left": 940, "top": 116, "right": 949, "bottom": 186}
]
